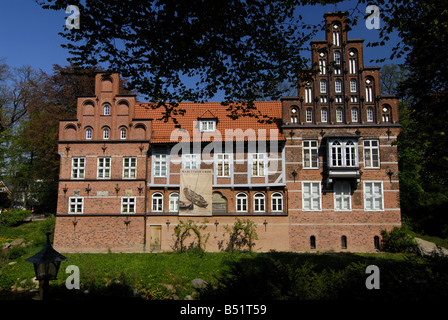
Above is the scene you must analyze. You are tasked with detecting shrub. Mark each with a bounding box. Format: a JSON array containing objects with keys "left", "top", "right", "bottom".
[
  {"left": 224, "top": 218, "right": 258, "bottom": 252},
  {"left": 173, "top": 220, "right": 210, "bottom": 252},
  {"left": 0, "top": 209, "right": 31, "bottom": 227},
  {"left": 380, "top": 227, "right": 419, "bottom": 253}
]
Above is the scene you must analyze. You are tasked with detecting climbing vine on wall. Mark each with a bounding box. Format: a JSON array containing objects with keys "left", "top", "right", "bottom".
[
  {"left": 224, "top": 218, "right": 259, "bottom": 252},
  {"left": 173, "top": 219, "right": 210, "bottom": 252}
]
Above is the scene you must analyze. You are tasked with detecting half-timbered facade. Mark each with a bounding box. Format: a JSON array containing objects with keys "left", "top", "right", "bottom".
[{"left": 54, "top": 12, "right": 401, "bottom": 252}]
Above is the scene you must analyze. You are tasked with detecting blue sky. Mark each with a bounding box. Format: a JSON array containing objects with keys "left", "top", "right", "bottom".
[{"left": 0, "top": 0, "right": 403, "bottom": 99}]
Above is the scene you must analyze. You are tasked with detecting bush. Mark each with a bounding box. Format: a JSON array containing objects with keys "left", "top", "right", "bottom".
[
  {"left": 380, "top": 227, "right": 419, "bottom": 254},
  {"left": 0, "top": 209, "right": 31, "bottom": 227},
  {"left": 224, "top": 218, "right": 258, "bottom": 252}
]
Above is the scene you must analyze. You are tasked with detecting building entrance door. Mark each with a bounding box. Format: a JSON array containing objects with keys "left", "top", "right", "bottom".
[{"left": 150, "top": 225, "right": 161, "bottom": 251}]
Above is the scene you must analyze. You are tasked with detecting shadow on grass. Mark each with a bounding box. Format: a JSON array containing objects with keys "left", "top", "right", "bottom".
[{"left": 199, "top": 251, "right": 448, "bottom": 300}]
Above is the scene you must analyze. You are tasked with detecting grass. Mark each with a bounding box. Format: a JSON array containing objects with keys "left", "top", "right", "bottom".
[{"left": 1, "top": 218, "right": 447, "bottom": 300}]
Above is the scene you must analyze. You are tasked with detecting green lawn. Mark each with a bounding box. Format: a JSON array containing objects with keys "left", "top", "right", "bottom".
[{"left": 1, "top": 219, "right": 448, "bottom": 300}]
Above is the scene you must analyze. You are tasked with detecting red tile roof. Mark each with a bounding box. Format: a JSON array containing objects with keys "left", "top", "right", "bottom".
[{"left": 134, "top": 101, "right": 284, "bottom": 143}]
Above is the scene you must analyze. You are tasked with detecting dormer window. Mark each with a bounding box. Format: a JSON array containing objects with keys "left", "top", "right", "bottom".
[{"left": 199, "top": 120, "right": 216, "bottom": 132}]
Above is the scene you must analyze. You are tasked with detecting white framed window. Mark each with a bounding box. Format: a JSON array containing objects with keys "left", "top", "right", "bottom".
[
  {"left": 251, "top": 153, "right": 266, "bottom": 177},
  {"left": 334, "top": 181, "right": 351, "bottom": 211},
  {"left": 321, "top": 108, "right": 328, "bottom": 122},
  {"left": 303, "top": 140, "right": 319, "bottom": 169},
  {"left": 319, "top": 59, "right": 326, "bottom": 75},
  {"left": 365, "top": 84, "right": 373, "bottom": 102},
  {"left": 334, "top": 51, "right": 341, "bottom": 65},
  {"left": 103, "top": 128, "right": 110, "bottom": 140},
  {"left": 382, "top": 106, "right": 391, "bottom": 122},
  {"left": 71, "top": 157, "right": 85, "bottom": 179},
  {"left": 364, "top": 140, "right": 380, "bottom": 168},
  {"left": 291, "top": 108, "right": 298, "bottom": 123},
  {"left": 86, "top": 128, "right": 92, "bottom": 140},
  {"left": 97, "top": 157, "right": 111, "bottom": 179},
  {"left": 336, "top": 107, "right": 343, "bottom": 122},
  {"left": 306, "top": 108, "right": 313, "bottom": 123},
  {"left": 367, "top": 107, "right": 374, "bottom": 122},
  {"left": 305, "top": 87, "right": 312, "bottom": 103},
  {"left": 151, "top": 193, "right": 163, "bottom": 212},
  {"left": 236, "top": 193, "right": 248, "bottom": 212},
  {"left": 302, "top": 182, "right": 321, "bottom": 211},
  {"left": 182, "top": 154, "right": 200, "bottom": 169},
  {"left": 122, "top": 197, "right": 136, "bottom": 214},
  {"left": 271, "top": 192, "right": 283, "bottom": 212},
  {"left": 333, "top": 31, "right": 340, "bottom": 46},
  {"left": 103, "top": 104, "right": 110, "bottom": 115},
  {"left": 69, "top": 197, "right": 83, "bottom": 214},
  {"left": 253, "top": 193, "right": 265, "bottom": 212},
  {"left": 349, "top": 58, "right": 357, "bottom": 74},
  {"left": 335, "top": 79, "right": 342, "bottom": 93},
  {"left": 329, "top": 139, "right": 358, "bottom": 167},
  {"left": 351, "top": 107, "right": 359, "bottom": 122},
  {"left": 350, "top": 79, "right": 357, "bottom": 92},
  {"left": 123, "top": 157, "right": 137, "bottom": 179},
  {"left": 364, "top": 182, "right": 384, "bottom": 211},
  {"left": 199, "top": 120, "right": 216, "bottom": 132},
  {"left": 216, "top": 153, "right": 231, "bottom": 177},
  {"left": 320, "top": 80, "right": 327, "bottom": 93},
  {"left": 153, "top": 154, "right": 167, "bottom": 177},
  {"left": 169, "top": 193, "right": 179, "bottom": 212},
  {"left": 120, "top": 128, "right": 127, "bottom": 139}
]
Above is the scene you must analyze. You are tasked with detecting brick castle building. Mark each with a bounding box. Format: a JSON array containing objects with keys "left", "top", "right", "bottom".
[{"left": 54, "top": 13, "right": 401, "bottom": 252}]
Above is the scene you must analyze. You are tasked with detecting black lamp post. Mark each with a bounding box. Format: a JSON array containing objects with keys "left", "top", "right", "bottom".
[{"left": 26, "top": 232, "right": 68, "bottom": 300}]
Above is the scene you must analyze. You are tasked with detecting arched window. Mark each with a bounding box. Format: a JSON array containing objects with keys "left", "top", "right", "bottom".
[
  {"left": 321, "top": 108, "right": 328, "bottom": 123},
  {"left": 305, "top": 87, "right": 312, "bottom": 103},
  {"left": 349, "top": 50, "right": 357, "bottom": 74},
  {"left": 152, "top": 193, "right": 163, "bottom": 212},
  {"left": 332, "top": 24, "right": 340, "bottom": 46},
  {"left": 291, "top": 107, "right": 298, "bottom": 123},
  {"left": 335, "top": 79, "right": 342, "bottom": 93},
  {"left": 331, "top": 140, "right": 342, "bottom": 167},
  {"left": 367, "top": 107, "right": 374, "bottom": 122},
  {"left": 320, "top": 80, "right": 327, "bottom": 93},
  {"left": 103, "top": 128, "right": 110, "bottom": 140},
  {"left": 341, "top": 236, "right": 347, "bottom": 249},
  {"left": 319, "top": 59, "right": 326, "bottom": 75},
  {"left": 271, "top": 193, "right": 283, "bottom": 212},
  {"left": 236, "top": 193, "right": 248, "bottom": 212},
  {"left": 120, "top": 128, "right": 127, "bottom": 139},
  {"left": 334, "top": 51, "right": 341, "bottom": 65},
  {"left": 374, "top": 236, "right": 380, "bottom": 250},
  {"left": 350, "top": 79, "right": 357, "bottom": 92},
  {"left": 86, "top": 128, "right": 92, "bottom": 140},
  {"left": 382, "top": 105, "right": 391, "bottom": 122},
  {"left": 253, "top": 193, "right": 265, "bottom": 212},
  {"left": 169, "top": 193, "right": 179, "bottom": 212},
  {"left": 351, "top": 107, "right": 359, "bottom": 122},
  {"left": 365, "top": 79, "right": 374, "bottom": 102},
  {"left": 103, "top": 104, "right": 110, "bottom": 115},
  {"left": 310, "top": 236, "right": 316, "bottom": 249},
  {"left": 212, "top": 192, "right": 228, "bottom": 214},
  {"left": 336, "top": 107, "right": 343, "bottom": 122},
  {"left": 306, "top": 108, "right": 313, "bottom": 123}
]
